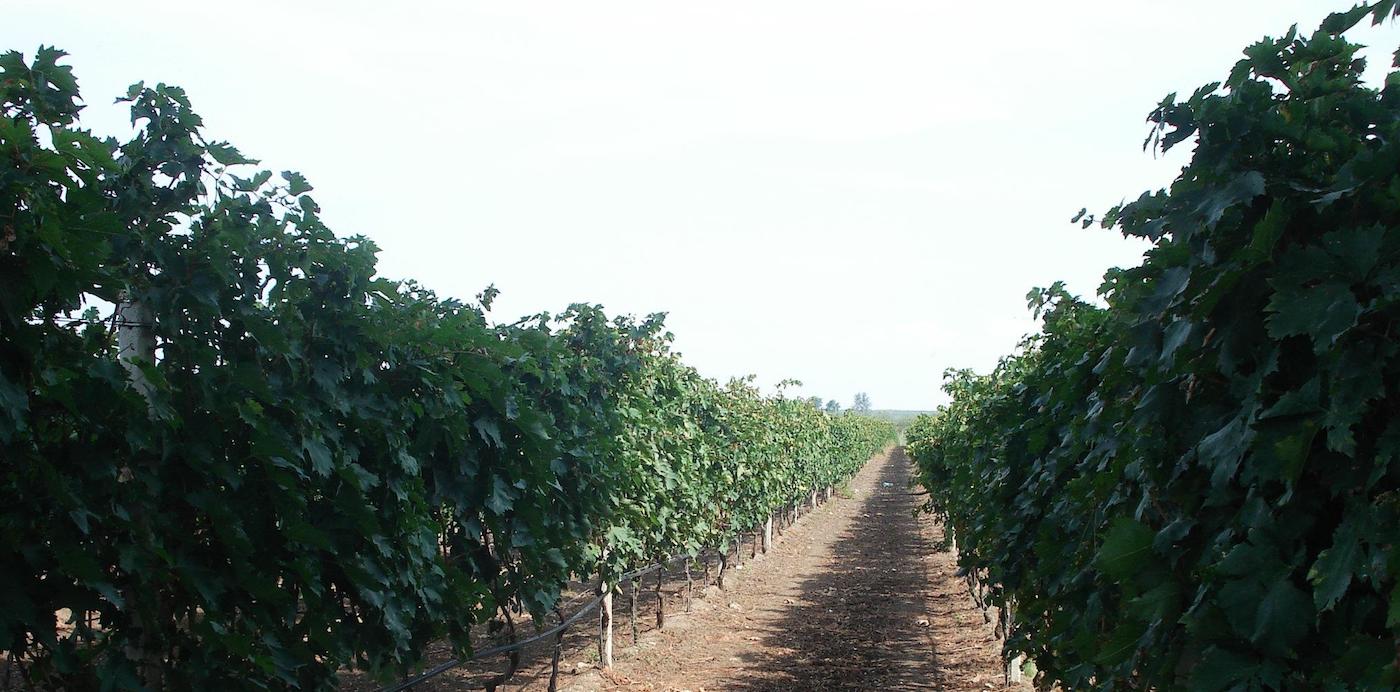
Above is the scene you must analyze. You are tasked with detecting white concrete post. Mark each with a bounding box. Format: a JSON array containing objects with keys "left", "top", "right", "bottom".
[{"left": 116, "top": 293, "right": 155, "bottom": 405}]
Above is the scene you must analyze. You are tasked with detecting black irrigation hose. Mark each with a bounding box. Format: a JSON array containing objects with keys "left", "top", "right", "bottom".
[{"left": 378, "top": 591, "right": 604, "bottom": 692}]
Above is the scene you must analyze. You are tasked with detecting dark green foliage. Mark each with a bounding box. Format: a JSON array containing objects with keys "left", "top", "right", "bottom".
[
  {"left": 908, "top": 4, "right": 1400, "bottom": 689},
  {"left": 0, "top": 49, "right": 896, "bottom": 689},
  {"left": 604, "top": 350, "right": 895, "bottom": 576}
]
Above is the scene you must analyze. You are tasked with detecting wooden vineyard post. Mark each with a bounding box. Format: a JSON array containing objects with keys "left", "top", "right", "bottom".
[
  {"left": 548, "top": 607, "right": 565, "bottom": 692},
  {"left": 654, "top": 568, "right": 665, "bottom": 629},
  {"left": 684, "top": 560, "right": 694, "bottom": 612},
  {"left": 630, "top": 578, "right": 639, "bottom": 645},
  {"left": 599, "top": 586, "right": 614, "bottom": 667},
  {"left": 598, "top": 559, "right": 614, "bottom": 668},
  {"left": 762, "top": 515, "right": 773, "bottom": 554},
  {"left": 809, "top": 490, "right": 818, "bottom": 511}
]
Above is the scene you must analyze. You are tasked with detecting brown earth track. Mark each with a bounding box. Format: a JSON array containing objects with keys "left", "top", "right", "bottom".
[{"left": 352, "top": 448, "right": 1024, "bottom": 691}]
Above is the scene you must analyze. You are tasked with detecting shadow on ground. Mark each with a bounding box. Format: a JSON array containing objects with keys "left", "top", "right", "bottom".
[{"left": 725, "top": 447, "right": 949, "bottom": 690}]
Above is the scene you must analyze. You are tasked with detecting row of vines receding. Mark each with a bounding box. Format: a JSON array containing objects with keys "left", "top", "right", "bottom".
[
  {"left": 0, "top": 48, "right": 896, "bottom": 689},
  {"left": 906, "top": 3, "right": 1400, "bottom": 690}
]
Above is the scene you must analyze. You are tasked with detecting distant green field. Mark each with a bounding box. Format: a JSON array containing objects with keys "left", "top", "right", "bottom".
[{"left": 863, "top": 410, "right": 934, "bottom": 428}]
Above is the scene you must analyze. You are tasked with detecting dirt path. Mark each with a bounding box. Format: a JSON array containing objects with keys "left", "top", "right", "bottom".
[{"left": 562, "top": 448, "right": 1023, "bottom": 691}]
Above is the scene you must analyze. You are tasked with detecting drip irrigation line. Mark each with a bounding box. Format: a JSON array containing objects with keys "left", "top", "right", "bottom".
[{"left": 378, "top": 590, "right": 603, "bottom": 692}]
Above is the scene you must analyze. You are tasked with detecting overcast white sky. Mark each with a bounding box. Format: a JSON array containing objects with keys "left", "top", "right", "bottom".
[{"left": 9, "top": 2, "right": 1398, "bottom": 409}]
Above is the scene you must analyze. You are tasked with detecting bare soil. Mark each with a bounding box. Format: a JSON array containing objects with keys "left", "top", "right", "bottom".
[{"left": 358, "top": 448, "right": 1026, "bottom": 691}]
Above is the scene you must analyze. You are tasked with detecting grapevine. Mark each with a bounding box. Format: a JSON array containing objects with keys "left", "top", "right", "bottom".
[
  {"left": 0, "top": 50, "right": 895, "bottom": 689},
  {"left": 907, "top": 3, "right": 1400, "bottom": 688}
]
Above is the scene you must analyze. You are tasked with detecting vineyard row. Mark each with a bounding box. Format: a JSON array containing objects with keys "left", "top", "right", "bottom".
[
  {"left": 0, "top": 49, "right": 896, "bottom": 690},
  {"left": 906, "top": 4, "right": 1400, "bottom": 690}
]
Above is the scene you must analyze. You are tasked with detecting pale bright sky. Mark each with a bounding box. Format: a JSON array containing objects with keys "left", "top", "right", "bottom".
[{"left": 9, "top": 1, "right": 1398, "bottom": 409}]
